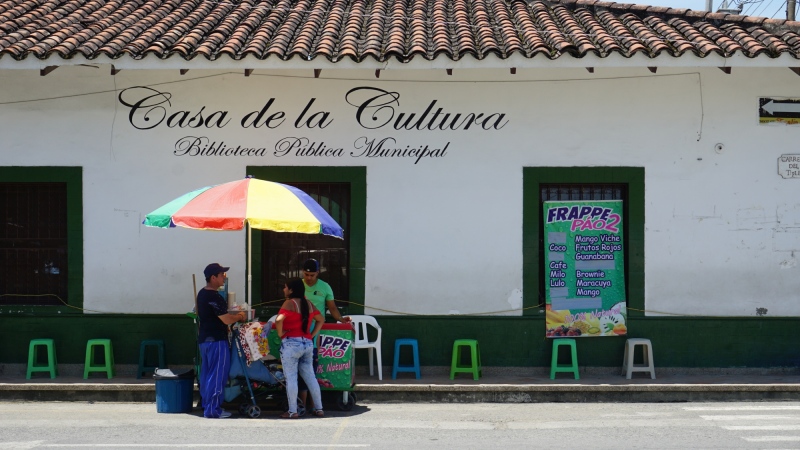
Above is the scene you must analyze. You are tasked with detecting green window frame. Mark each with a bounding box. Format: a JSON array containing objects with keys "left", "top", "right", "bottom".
[
  {"left": 523, "top": 167, "right": 644, "bottom": 317},
  {"left": 0, "top": 167, "right": 83, "bottom": 314},
  {"left": 246, "top": 166, "right": 366, "bottom": 317}
]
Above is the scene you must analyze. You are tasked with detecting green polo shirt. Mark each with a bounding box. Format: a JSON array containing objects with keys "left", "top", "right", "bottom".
[
  {"left": 304, "top": 278, "right": 334, "bottom": 313},
  {"left": 304, "top": 278, "right": 335, "bottom": 347}
]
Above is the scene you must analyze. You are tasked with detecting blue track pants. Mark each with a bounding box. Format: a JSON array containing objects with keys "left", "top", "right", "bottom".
[{"left": 199, "top": 340, "right": 230, "bottom": 418}]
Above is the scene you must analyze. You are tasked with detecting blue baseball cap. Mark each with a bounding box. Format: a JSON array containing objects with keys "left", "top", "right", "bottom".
[
  {"left": 302, "top": 259, "right": 319, "bottom": 272},
  {"left": 204, "top": 263, "right": 230, "bottom": 278}
]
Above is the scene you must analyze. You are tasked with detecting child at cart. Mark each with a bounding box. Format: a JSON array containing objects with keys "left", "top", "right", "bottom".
[{"left": 275, "top": 279, "right": 325, "bottom": 418}]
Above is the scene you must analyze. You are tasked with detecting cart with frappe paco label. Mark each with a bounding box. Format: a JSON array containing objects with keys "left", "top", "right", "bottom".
[{"left": 268, "top": 322, "right": 356, "bottom": 410}]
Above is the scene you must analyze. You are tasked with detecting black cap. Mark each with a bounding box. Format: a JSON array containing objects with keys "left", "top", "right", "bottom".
[
  {"left": 204, "top": 263, "right": 230, "bottom": 278},
  {"left": 302, "top": 258, "right": 319, "bottom": 272}
]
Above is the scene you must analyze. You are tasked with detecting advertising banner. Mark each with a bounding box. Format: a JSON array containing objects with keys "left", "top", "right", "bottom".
[
  {"left": 543, "top": 200, "right": 627, "bottom": 337},
  {"left": 268, "top": 323, "right": 354, "bottom": 390},
  {"left": 315, "top": 327, "right": 355, "bottom": 390}
]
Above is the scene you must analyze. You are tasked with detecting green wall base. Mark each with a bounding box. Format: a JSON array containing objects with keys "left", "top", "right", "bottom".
[{"left": 2, "top": 315, "right": 799, "bottom": 368}]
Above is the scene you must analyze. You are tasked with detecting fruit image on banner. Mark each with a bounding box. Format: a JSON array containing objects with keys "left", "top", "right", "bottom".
[{"left": 543, "top": 200, "right": 627, "bottom": 337}]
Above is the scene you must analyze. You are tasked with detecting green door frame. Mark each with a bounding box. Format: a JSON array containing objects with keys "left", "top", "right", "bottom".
[
  {"left": 0, "top": 166, "right": 83, "bottom": 314},
  {"left": 522, "top": 167, "right": 645, "bottom": 317}
]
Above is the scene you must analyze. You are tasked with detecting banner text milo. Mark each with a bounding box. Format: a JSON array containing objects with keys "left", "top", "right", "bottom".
[{"left": 543, "top": 200, "right": 627, "bottom": 338}]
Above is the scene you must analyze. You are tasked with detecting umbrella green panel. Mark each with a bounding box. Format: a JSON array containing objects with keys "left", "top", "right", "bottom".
[
  {"left": 522, "top": 167, "right": 645, "bottom": 318},
  {"left": 247, "top": 166, "right": 366, "bottom": 317},
  {"left": 0, "top": 167, "right": 83, "bottom": 315}
]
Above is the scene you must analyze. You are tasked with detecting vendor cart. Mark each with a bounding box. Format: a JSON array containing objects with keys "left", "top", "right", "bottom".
[
  {"left": 229, "top": 321, "right": 357, "bottom": 417},
  {"left": 268, "top": 322, "right": 357, "bottom": 411}
]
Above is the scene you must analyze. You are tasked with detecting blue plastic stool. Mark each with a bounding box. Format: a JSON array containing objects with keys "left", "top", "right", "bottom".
[
  {"left": 138, "top": 339, "right": 166, "bottom": 379},
  {"left": 550, "top": 338, "right": 579, "bottom": 380},
  {"left": 84, "top": 339, "right": 115, "bottom": 379},
  {"left": 26, "top": 338, "right": 57, "bottom": 379},
  {"left": 392, "top": 338, "right": 421, "bottom": 379}
]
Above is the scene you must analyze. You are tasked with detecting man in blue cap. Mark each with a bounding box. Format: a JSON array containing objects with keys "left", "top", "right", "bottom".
[{"left": 197, "top": 263, "right": 246, "bottom": 419}]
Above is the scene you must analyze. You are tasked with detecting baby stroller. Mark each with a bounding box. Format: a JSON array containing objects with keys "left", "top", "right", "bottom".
[{"left": 228, "top": 322, "right": 306, "bottom": 418}]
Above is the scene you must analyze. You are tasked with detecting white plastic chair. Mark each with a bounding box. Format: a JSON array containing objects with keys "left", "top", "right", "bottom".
[{"left": 348, "top": 315, "right": 383, "bottom": 380}]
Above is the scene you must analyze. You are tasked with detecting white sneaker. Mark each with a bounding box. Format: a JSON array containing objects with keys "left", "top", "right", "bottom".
[{"left": 219, "top": 410, "right": 232, "bottom": 418}]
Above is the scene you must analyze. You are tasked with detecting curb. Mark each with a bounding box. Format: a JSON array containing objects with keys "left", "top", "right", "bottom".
[
  {"left": 354, "top": 382, "right": 800, "bottom": 403},
  {"left": 3, "top": 382, "right": 800, "bottom": 403}
]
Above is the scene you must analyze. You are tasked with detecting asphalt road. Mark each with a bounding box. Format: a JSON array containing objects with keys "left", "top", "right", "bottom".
[{"left": 3, "top": 401, "right": 800, "bottom": 449}]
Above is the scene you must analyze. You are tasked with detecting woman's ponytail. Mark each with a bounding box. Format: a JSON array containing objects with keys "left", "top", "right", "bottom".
[{"left": 288, "top": 278, "right": 310, "bottom": 332}]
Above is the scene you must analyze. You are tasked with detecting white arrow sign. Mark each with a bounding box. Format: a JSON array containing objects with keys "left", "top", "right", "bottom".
[{"left": 762, "top": 100, "right": 800, "bottom": 115}]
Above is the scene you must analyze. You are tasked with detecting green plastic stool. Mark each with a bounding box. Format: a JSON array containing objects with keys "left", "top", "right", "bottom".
[
  {"left": 84, "top": 339, "right": 115, "bottom": 379},
  {"left": 449, "top": 339, "right": 481, "bottom": 380},
  {"left": 137, "top": 339, "right": 166, "bottom": 379},
  {"left": 26, "top": 339, "right": 58, "bottom": 379},
  {"left": 550, "top": 338, "right": 579, "bottom": 380}
]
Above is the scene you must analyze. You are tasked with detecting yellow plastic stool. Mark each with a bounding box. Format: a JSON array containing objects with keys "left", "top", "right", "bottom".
[
  {"left": 450, "top": 339, "right": 481, "bottom": 380},
  {"left": 550, "top": 338, "right": 579, "bottom": 380},
  {"left": 84, "top": 339, "right": 115, "bottom": 379},
  {"left": 27, "top": 339, "right": 58, "bottom": 379}
]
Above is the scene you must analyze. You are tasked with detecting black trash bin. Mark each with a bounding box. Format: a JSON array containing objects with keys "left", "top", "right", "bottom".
[{"left": 153, "top": 368, "right": 195, "bottom": 413}]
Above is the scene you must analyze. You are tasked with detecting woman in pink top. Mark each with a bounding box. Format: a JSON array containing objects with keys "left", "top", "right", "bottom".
[{"left": 275, "top": 278, "right": 325, "bottom": 418}]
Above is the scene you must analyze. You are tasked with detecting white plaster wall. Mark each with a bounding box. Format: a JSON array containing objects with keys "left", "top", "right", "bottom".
[{"left": 0, "top": 66, "right": 796, "bottom": 316}]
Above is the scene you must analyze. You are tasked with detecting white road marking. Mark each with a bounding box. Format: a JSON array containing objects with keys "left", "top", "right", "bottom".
[
  {"left": 685, "top": 406, "right": 800, "bottom": 444},
  {"left": 42, "top": 445, "right": 369, "bottom": 448},
  {"left": 741, "top": 436, "right": 800, "bottom": 442},
  {"left": 0, "top": 443, "right": 45, "bottom": 449},
  {"left": 685, "top": 406, "right": 800, "bottom": 411},
  {"left": 699, "top": 415, "right": 796, "bottom": 421}
]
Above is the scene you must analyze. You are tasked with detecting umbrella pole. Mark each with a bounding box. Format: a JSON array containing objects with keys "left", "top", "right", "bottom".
[
  {"left": 191, "top": 273, "right": 202, "bottom": 409},
  {"left": 247, "top": 222, "right": 252, "bottom": 314}
]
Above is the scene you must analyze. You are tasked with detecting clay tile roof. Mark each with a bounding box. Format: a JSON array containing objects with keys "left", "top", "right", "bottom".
[{"left": 2, "top": 0, "right": 800, "bottom": 64}]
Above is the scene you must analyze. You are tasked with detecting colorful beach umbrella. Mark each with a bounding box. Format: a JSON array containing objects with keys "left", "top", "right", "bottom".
[
  {"left": 144, "top": 176, "right": 344, "bottom": 307},
  {"left": 143, "top": 177, "right": 343, "bottom": 237}
]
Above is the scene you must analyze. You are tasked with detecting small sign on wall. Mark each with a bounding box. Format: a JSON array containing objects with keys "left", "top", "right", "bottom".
[
  {"left": 760, "top": 98, "right": 800, "bottom": 125},
  {"left": 778, "top": 154, "right": 800, "bottom": 179}
]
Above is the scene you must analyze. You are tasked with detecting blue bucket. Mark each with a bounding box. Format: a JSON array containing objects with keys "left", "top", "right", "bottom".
[{"left": 154, "top": 369, "right": 195, "bottom": 413}]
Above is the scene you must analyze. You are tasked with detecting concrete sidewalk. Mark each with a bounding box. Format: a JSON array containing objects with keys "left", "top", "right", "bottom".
[{"left": 2, "top": 365, "right": 800, "bottom": 403}]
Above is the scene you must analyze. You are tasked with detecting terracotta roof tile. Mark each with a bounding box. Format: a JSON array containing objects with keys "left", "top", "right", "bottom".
[
  {"left": 723, "top": 23, "right": 768, "bottom": 56},
  {"left": 695, "top": 21, "right": 738, "bottom": 55},
  {"left": 3, "top": 0, "right": 800, "bottom": 63},
  {"left": 596, "top": 11, "right": 644, "bottom": 55},
  {"left": 670, "top": 18, "right": 722, "bottom": 56}
]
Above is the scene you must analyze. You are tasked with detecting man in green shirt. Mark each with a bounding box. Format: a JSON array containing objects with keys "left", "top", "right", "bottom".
[
  {"left": 302, "top": 258, "right": 350, "bottom": 324},
  {"left": 297, "top": 258, "right": 351, "bottom": 411}
]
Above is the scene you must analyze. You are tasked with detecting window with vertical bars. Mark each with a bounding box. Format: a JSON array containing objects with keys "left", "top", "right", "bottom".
[
  {"left": 539, "top": 183, "right": 628, "bottom": 305},
  {"left": 260, "top": 182, "right": 350, "bottom": 309},
  {"left": 0, "top": 182, "right": 68, "bottom": 306}
]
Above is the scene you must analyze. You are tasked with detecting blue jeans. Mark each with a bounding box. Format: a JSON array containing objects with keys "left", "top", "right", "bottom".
[
  {"left": 280, "top": 337, "right": 322, "bottom": 414},
  {"left": 297, "top": 347, "right": 319, "bottom": 392}
]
